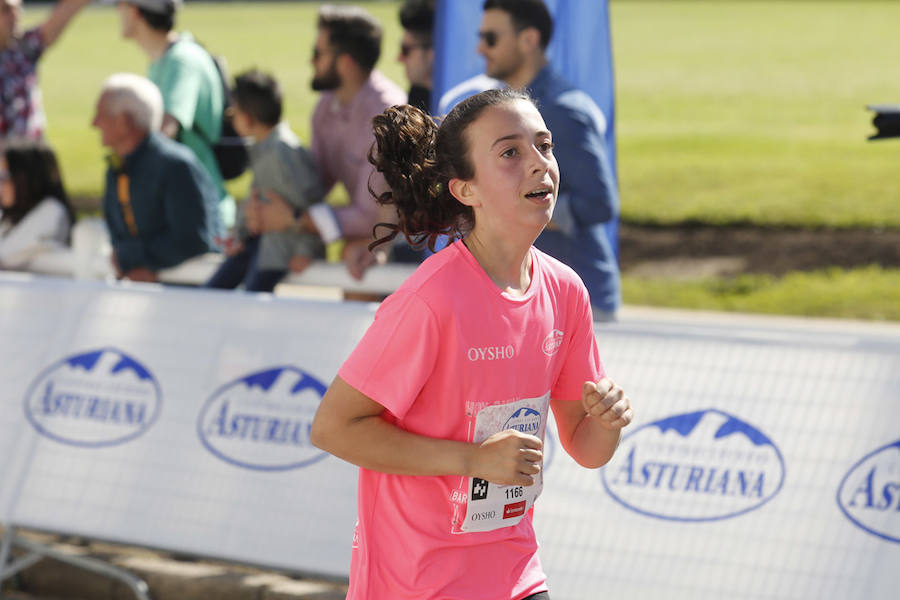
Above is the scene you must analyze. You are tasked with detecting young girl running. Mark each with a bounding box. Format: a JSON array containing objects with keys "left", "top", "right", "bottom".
[{"left": 310, "top": 88, "right": 633, "bottom": 600}]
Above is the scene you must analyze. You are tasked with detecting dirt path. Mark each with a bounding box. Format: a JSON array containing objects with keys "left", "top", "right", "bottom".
[{"left": 619, "top": 224, "right": 900, "bottom": 278}]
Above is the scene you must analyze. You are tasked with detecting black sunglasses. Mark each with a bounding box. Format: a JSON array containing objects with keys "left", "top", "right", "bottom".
[
  {"left": 400, "top": 42, "right": 430, "bottom": 58},
  {"left": 478, "top": 30, "right": 499, "bottom": 48}
]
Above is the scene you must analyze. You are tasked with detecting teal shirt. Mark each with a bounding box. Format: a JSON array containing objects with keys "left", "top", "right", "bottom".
[{"left": 149, "top": 32, "right": 234, "bottom": 227}]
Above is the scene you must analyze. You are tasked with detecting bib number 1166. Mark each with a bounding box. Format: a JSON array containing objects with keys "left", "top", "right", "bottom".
[{"left": 505, "top": 486, "right": 524, "bottom": 500}]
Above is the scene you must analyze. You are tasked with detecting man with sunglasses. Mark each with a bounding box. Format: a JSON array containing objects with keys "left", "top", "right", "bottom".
[
  {"left": 398, "top": 0, "right": 434, "bottom": 114},
  {"left": 477, "top": 0, "right": 621, "bottom": 321},
  {"left": 250, "top": 4, "right": 405, "bottom": 279},
  {"left": 1, "top": 0, "right": 92, "bottom": 140}
]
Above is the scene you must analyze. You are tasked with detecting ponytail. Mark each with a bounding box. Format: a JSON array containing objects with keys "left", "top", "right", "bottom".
[{"left": 368, "top": 104, "right": 471, "bottom": 252}]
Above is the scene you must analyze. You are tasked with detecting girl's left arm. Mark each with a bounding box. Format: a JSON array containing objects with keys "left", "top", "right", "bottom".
[{"left": 551, "top": 378, "right": 633, "bottom": 469}]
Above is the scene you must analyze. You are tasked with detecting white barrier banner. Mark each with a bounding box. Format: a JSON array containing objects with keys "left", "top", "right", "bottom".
[
  {"left": 1, "top": 274, "right": 899, "bottom": 597},
  {"left": 0, "top": 274, "right": 369, "bottom": 578},
  {"left": 537, "top": 313, "right": 900, "bottom": 599}
]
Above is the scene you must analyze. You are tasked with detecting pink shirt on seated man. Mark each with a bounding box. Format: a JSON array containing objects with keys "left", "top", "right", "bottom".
[
  {"left": 247, "top": 5, "right": 405, "bottom": 278},
  {"left": 307, "top": 69, "right": 405, "bottom": 243}
]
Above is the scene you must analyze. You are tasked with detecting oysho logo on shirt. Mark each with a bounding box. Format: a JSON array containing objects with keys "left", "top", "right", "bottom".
[
  {"left": 542, "top": 329, "right": 564, "bottom": 356},
  {"left": 467, "top": 345, "right": 515, "bottom": 362}
]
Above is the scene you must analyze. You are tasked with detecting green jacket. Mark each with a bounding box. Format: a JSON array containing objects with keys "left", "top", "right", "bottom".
[{"left": 103, "top": 133, "right": 220, "bottom": 272}]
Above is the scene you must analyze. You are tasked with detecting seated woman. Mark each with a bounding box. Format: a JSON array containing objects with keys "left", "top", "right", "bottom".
[{"left": 0, "top": 140, "right": 74, "bottom": 269}]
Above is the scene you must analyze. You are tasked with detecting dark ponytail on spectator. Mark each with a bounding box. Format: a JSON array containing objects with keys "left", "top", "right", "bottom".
[{"left": 368, "top": 88, "right": 533, "bottom": 251}]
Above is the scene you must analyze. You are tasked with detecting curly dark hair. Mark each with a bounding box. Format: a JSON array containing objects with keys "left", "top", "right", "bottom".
[{"left": 367, "top": 88, "right": 533, "bottom": 252}]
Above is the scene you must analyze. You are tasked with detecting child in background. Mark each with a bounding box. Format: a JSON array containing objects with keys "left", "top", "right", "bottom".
[
  {"left": 206, "top": 69, "right": 323, "bottom": 292},
  {"left": 0, "top": 139, "right": 74, "bottom": 269}
]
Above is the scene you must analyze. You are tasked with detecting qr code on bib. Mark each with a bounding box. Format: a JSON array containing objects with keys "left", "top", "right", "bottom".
[{"left": 471, "top": 478, "right": 489, "bottom": 501}]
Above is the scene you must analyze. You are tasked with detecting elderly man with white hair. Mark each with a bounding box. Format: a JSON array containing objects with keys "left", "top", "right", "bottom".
[{"left": 92, "top": 72, "right": 220, "bottom": 282}]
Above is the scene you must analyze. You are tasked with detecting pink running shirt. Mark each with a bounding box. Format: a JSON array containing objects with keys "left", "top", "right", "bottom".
[{"left": 338, "top": 240, "right": 604, "bottom": 600}]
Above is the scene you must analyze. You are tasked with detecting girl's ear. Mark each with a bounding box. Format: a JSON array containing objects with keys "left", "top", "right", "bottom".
[{"left": 449, "top": 178, "right": 480, "bottom": 208}]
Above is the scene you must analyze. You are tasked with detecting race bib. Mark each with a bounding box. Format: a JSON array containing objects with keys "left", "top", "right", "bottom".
[{"left": 457, "top": 392, "right": 550, "bottom": 533}]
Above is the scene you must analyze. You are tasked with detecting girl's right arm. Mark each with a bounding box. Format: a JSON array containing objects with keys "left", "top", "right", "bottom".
[{"left": 310, "top": 375, "right": 543, "bottom": 487}]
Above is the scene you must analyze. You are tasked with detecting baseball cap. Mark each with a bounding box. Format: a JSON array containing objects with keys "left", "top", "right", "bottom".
[{"left": 105, "top": 0, "right": 182, "bottom": 14}]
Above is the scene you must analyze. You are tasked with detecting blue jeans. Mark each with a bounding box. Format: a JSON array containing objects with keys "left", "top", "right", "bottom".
[
  {"left": 206, "top": 236, "right": 286, "bottom": 293},
  {"left": 535, "top": 226, "right": 620, "bottom": 315}
]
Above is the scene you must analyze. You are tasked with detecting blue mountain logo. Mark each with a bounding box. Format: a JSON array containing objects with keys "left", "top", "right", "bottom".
[
  {"left": 504, "top": 407, "right": 541, "bottom": 436},
  {"left": 24, "top": 348, "right": 162, "bottom": 447},
  {"left": 601, "top": 409, "right": 786, "bottom": 522},
  {"left": 197, "top": 366, "right": 329, "bottom": 471},
  {"left": 837, "top": 439, "right": 900, "bottom": 544}
]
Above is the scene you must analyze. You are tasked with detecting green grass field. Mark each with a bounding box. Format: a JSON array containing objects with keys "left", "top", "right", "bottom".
[
  {"left": 613, "top": 1, "right": 900, "bottom": 321},
  {"left": 624, "top": 265, "right": 900, "bottom": 321},
  {"left": 20, "top": 1, "right": 900, "bottom": 320},
  {"left": 612, "top": 1, "right": 900, "bottom": 229}
]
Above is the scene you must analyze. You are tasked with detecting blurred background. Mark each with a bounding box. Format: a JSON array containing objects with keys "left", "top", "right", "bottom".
[{"left": 20, "top": 0, "right": 900, "bottom": 319}]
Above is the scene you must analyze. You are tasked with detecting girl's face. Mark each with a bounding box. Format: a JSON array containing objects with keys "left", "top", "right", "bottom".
[
  {"left": 0, "top": 156, "right": 14, "bottom": 210},
  {"left": 455, "top": 99, "right": 559, "bottom": 237}
]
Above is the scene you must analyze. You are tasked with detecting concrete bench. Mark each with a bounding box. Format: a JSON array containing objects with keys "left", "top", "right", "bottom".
[{"left": 19, "top": 218, "right": 417, "bottom": 297}]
